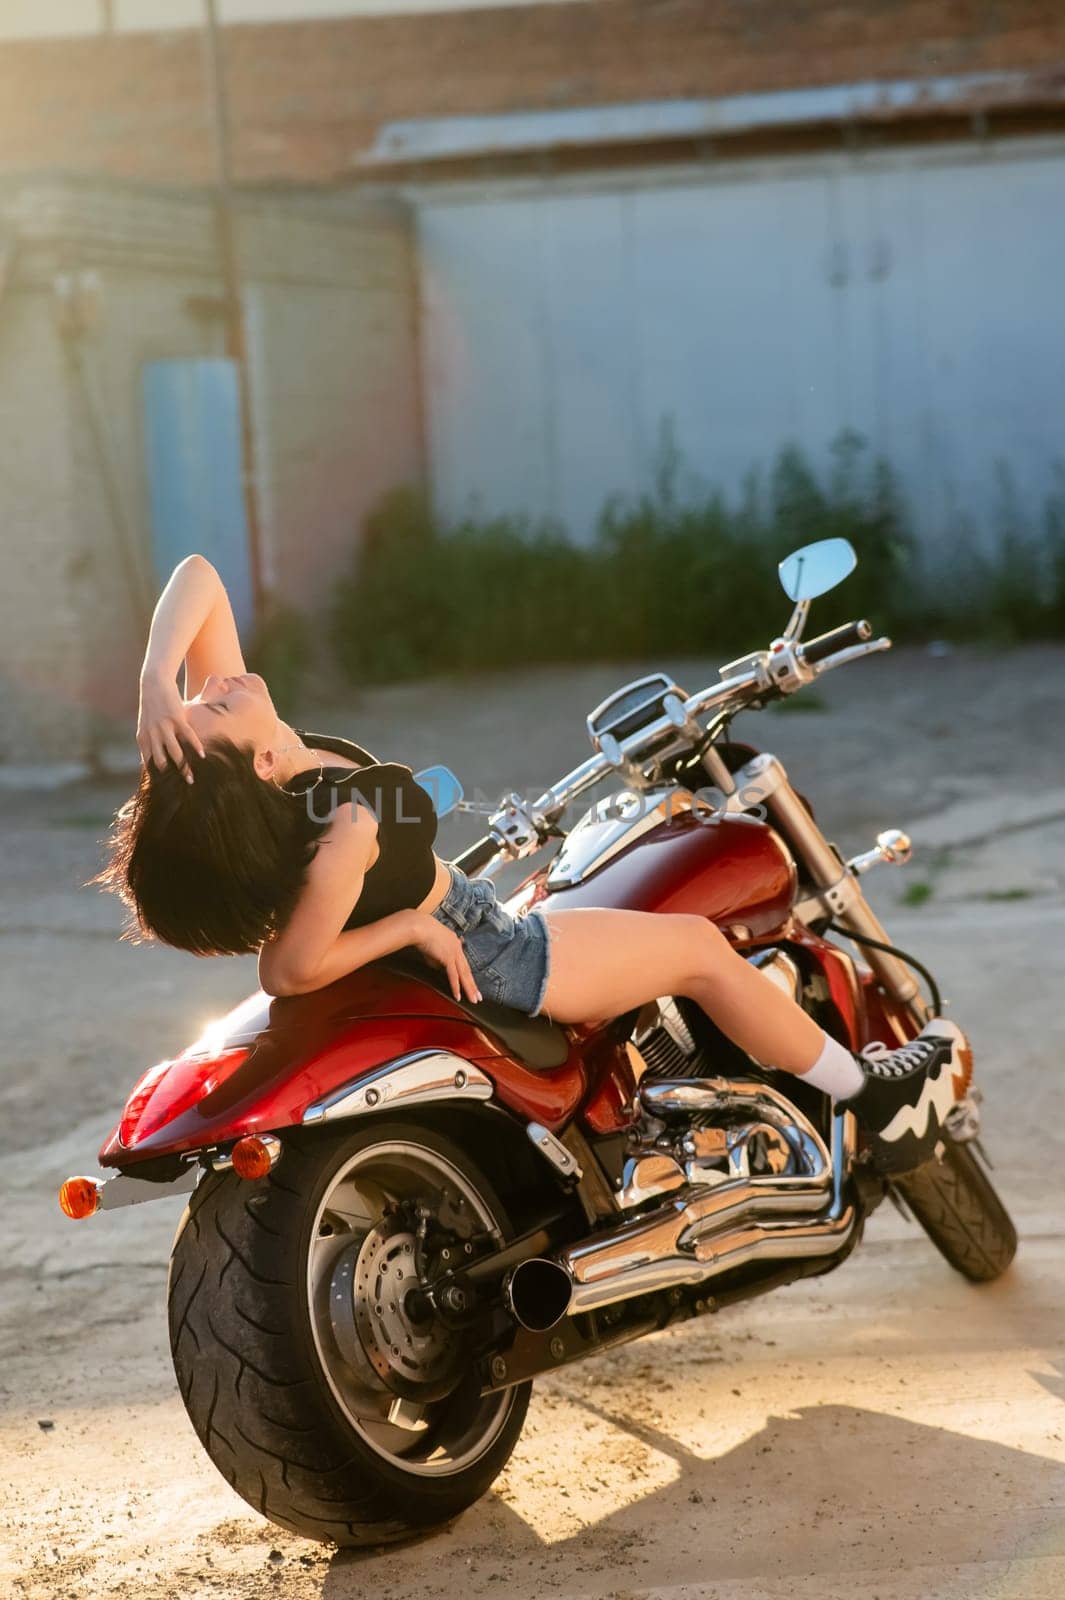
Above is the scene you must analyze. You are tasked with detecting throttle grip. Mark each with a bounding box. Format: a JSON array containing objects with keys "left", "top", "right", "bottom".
[
  {"left": 453, "top": 834, "right": 502, "bottom": 874},
  {"left": 801, "top": 619, "right": 872, "bottom": 665}
]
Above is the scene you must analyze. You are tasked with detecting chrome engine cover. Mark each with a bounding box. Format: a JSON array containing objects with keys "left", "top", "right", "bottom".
[{"left": 616, "top": 1075, "right": 820, "bottom": 1209}]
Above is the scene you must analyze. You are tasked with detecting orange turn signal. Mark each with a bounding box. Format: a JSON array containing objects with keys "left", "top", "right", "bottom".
[
  {"left": 59, "top": 1177, "right": 101, "bottom": 1220},
  {"left": 230, "top": 1135, "right": 280, "bottom": 1181}
]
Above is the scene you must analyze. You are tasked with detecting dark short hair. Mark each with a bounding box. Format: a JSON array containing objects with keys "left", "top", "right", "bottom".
[{"left": 87, "top": 739, "right": 324, "bottom": 956}]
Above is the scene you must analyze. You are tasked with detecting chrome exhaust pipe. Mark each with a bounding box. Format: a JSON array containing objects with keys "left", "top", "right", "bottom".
[
  {"left": 566, "top": 1107, "right": 856, "bottom": 1315},
  {"left": 505, "top": 1100, "right": 858, "bottom": 1328},
  {"left": 564, "top": 1183, "right": 833, "bottom": 1315},
  {"left": 503, "top": 1256, "right": 574, "bottom": 1331}
]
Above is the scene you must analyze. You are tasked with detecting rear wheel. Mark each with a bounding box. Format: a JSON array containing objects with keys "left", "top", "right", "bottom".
[
  {"left": 893, "top": 1135, "right": 1017, "bottom": 1283},
  {"left": 167, "top": 1121, "right": 531, "bottom": 1545}
]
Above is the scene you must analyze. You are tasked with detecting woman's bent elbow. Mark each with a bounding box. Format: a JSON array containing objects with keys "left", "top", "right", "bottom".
[{"left": 259, "top": 959, "right": 315, "bottom": 998}]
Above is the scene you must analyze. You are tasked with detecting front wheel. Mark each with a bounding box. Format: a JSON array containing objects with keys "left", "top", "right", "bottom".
[
  {"left": 893, "top": 1135, "right": 1018, "bottom": 1283},
  {"left": 167, "top": 1121, "right": 531, "bottom": 1546}
]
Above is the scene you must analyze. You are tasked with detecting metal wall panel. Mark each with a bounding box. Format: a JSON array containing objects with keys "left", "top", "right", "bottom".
[{"left": 417, "top": 140, "right": 1065, "bottom": 545}]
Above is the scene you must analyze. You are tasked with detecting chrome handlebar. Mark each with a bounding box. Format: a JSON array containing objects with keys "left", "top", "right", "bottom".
[{"left": 471, "top": 628, "right": 892, "bottom": 871}]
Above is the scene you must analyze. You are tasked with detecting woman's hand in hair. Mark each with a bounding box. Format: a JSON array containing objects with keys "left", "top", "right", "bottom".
[{"left": 137, "top": 667, "right": 206, "bottom": 783}]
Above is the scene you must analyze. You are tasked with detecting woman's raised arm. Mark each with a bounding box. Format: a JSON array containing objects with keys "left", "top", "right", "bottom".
[
  {"left": 137, "top": 554, "right": 247, "bottom": 777},
  {"left": 141, "top": 553, "right": 247, "bottom": 697}
]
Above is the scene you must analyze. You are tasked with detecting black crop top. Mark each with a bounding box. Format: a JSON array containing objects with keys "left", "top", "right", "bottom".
[{"left": 287, "top": 729, "right": 439, "bottom": 929}]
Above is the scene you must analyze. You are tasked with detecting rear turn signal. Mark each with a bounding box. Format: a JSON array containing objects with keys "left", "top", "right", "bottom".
[
  {"left": 59, "top": 1177, "right": 101, "bottom": 1220},
  {"left": 230, "top": 1134, "right": 281, "bottom": 1181}
]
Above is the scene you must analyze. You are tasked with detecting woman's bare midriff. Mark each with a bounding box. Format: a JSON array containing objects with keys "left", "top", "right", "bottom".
[
  {"left": 305, "top": 745, "right": 451, "bottom": 921},
  {"left": 416, "top": 855, "right": 452, "bottom": 916}
]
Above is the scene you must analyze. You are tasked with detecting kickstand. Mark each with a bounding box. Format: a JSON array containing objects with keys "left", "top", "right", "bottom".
[{"left": 886, "top": 1183, "right": 913, "bottom": 1222}]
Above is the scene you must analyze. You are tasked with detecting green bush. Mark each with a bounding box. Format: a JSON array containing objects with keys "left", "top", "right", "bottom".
[
  {"left": 328, "top": 435, "right": 1063, "bottom": 686},
  {"left": 900, "top": 461, "right": 1065, "bottom": 644}
]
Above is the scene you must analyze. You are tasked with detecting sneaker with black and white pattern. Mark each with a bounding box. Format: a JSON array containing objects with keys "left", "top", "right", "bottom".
[{"left": 838, "top": 1018, "right": 973, "bottom": 1175}]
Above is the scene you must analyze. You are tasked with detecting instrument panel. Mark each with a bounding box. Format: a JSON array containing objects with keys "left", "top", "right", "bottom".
[{"left": 586, "top": 672, "right": 689, "bottom": 750}]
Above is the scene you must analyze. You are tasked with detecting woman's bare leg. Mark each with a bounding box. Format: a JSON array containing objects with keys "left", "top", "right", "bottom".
[{"left": 537, "top": 907, "right": 826, "bottom": 1074}]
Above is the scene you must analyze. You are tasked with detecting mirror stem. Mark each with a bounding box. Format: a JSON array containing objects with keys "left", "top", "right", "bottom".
[{"left": 782, "top": 598, "right": 810, "bottom": 643}]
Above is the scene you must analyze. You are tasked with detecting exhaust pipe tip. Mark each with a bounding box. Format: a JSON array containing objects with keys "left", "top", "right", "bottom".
[{"left": 503, "top": 1257, "right": 573, "bottom": 1331}]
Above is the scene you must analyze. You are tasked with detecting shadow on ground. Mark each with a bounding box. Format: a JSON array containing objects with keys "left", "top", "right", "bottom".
[{"left": 319, "top": 1398, "right": 1065, "bottom": 1598}]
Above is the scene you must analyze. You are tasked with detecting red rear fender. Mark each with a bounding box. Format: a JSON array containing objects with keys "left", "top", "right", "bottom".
[{"left": 101, "top": 965, "right": 587, "bottom": 1166}]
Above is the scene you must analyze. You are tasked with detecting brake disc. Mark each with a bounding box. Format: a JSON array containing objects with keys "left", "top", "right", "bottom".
[{"left": 328, "top": 1215, "right": 463, "bottom": 1404}]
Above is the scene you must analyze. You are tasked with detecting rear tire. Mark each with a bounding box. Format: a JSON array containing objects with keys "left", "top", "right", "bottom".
[
  {"left": 893, "top": 1136, "right": 1018, "bottom": 1283},
  {"left": 167, "top": 1121, "right": 531, "bottom": 1546}
]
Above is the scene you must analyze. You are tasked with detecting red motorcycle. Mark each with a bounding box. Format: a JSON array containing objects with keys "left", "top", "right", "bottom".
[{"left": 61, "top": 536, "right": 1015, "bottom": 1546}]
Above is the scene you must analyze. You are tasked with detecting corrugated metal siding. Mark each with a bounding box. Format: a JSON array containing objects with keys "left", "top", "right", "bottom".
[{"left": 417, "top": 138, "right": 1065, "bottom": 544}]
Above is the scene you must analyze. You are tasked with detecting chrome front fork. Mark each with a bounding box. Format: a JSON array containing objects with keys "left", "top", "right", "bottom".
[{"left": 700, "top": 749, "right": 931, "bottom": 1030}]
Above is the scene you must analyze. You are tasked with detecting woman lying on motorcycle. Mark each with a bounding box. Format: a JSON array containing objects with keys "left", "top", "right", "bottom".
[{"left": 92, "top": 553, "right": 970, "bottom": 1176}]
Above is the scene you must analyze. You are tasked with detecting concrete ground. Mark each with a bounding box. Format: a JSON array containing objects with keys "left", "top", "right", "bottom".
[{"left": 2, "top": 641, "right": 1064, "bottom": 1600}]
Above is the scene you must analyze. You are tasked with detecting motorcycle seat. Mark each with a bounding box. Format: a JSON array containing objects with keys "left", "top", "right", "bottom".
[{"left": 378, "top": 950, "right": 572, "bottom": 1071}]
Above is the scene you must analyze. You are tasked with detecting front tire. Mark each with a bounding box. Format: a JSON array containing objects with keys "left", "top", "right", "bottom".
[
  {"left": 167, "top": 1121, "right": 531, "bottom": 1546},
  {"left": 893, "top": 1135, "right": 1018, "bottom": 1283}
]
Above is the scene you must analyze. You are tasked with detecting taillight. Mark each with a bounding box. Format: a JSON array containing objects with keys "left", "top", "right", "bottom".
[
  {"left": 118, "top": 1059, "right": 173, "bottom": 1147},
  {"left": 119, "top": 1046, "right": 250, "bottom": 1147}
]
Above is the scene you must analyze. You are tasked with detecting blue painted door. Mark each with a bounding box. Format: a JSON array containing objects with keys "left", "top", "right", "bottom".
[{"left": 142, "top": 358, "right": 255, "bottom": 635}]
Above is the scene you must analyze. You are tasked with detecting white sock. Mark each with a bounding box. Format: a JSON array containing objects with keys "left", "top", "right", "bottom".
[{"left": 796, "top": 1032, "right": 865, "bottom": 1101}]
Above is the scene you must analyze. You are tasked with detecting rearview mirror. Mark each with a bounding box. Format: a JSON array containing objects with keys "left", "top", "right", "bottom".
[
  {"left": 778, "top": 538, "right": 857, "bottom": 602},
  {"left": 415, "top": 764, "right": 464, "bottom": 818}
]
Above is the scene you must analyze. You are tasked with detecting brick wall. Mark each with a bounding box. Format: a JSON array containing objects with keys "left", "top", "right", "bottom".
[
  {"left": 0, "top": 179, "right": 421, "bottom": 765},
  {"left": 0, "top": 271, "right": 87, "bottom": 765},
  {"left": 1, "top": 2, "right": 1063, "bottom": 187}
]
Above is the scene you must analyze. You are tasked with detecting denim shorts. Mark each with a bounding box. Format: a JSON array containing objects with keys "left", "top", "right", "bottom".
[{"left": 430, "top": 862, "right": 552, "bottom": 1017}]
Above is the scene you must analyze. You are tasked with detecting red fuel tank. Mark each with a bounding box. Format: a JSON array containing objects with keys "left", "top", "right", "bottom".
[{"left": 523, "top": 805, "right": 796, "bottom": 936}]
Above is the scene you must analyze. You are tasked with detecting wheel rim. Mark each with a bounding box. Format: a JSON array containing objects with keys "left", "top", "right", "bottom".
[{"left": 306, "top": 1139, "right": 517, "bottom": 1476}]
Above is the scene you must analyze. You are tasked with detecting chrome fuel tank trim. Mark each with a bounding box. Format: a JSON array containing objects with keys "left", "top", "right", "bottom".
[{"left": 545, "top": 786, "right": 699, "bottom": 889}]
